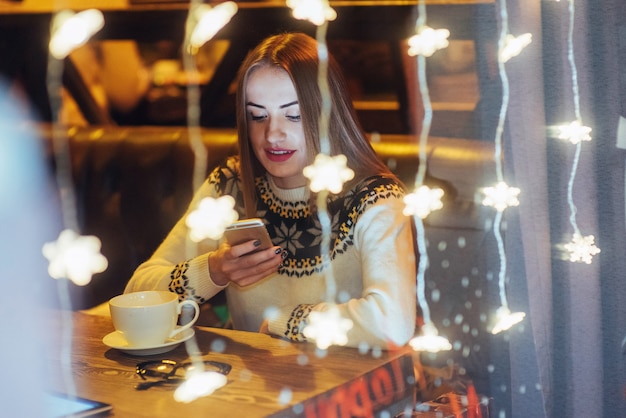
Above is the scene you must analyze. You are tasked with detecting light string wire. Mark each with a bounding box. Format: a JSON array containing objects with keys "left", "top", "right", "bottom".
[
  {"left": 46, "top": 51, "right": 78, "bottom": 401},
  {"left": 314, "top": 21, "right": 338, "bottom": 303},
  {"left": 181, "top": 0, "right": 214, "bottom": 378},
  {"left": 413, "top": 1, "right": 434, "bottom": 325},
  {"left": 494, "top": 0, "right": 512, "bottom": 310},
  {"left": 565, "top": 0, "right": 582, "bottom": 236}
]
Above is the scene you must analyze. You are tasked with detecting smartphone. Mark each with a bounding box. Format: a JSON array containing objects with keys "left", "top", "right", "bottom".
[{"left": 223, "top": 218, "right": 273, "bottom": 251}]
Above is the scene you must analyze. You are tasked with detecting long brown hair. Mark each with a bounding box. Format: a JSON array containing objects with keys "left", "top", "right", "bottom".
[{"left": 235, "top": 32, "right": 398, "bottom": 218}]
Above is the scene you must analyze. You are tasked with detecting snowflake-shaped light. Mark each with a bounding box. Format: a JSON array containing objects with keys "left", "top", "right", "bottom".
[
  {"left": 185, "top": 196, "right": 238, "bottom": 242},
  {"left": 303, "top": 153, "right": 354, "bottom": 194},
  {"left": 481, "top": 181, "right": 521, "bottom": 212},
  {"left": 555, "top": 120, "right": 592, "bottom": 144},
  {"left": 563, "top": 233, "right": 601, "bottom": 264},
  {"left": 303, "top": 306, "right": 353, "bottom": 350},
  {"left": 174, "top": 370, "right": 228, "bottom": 403},
  {"left": 287, "top": 0, "right": 336, "bottom": 26},
  {"left": 49, "top": 9, "right": 104, "bottom": 59},
  {"left": 42, "top": 229, "right": 108, "bottom": 286},
  {"left": 407, "top": 26, "right": 450, "bottom": 57},
  {"left": 403, "top": 185, "right": 444, "bottom": 218},
  {"left": 491, "top": 306, "right": 526, "bottom": 335},
  {"left": 499, "top": 33, "right": 532, "bottom": 63},
  {"left": 188, "top": 2, "right": 238, "bottom": 50},
  {"left": 408, "top": 322, "right": 452, "bottom": 353}
]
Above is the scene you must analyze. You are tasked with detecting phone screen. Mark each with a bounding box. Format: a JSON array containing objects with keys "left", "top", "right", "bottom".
[{"left": 43, "top": 392, "right": 112, "bottom": 417}]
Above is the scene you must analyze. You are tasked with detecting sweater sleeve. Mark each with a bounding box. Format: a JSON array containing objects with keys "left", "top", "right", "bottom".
[
  {"left": 124, "top": 178, "right": 229, "bottom": 304},
  {"left": 268, "top": 193, "right": 417, "bottom": 349}
]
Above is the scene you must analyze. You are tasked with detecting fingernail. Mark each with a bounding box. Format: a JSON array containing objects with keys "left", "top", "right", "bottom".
[
  {"left": 275, "top": 247, "right": 282, "bottom": 254},
  {"left": 281, "top": 250, "right": 289, "bottom": 260},
  {"left": 254, "top": 240, "right": 261, "bottom": 247}
]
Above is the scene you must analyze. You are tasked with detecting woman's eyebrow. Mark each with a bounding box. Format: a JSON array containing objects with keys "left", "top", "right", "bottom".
[{"left": 245, "top": 101, "right": 298, "bottom": 109}]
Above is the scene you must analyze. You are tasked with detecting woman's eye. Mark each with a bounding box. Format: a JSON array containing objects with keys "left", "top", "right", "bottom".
[
  {"left": 249, "top": 113, "right": 266, "bottom": 121},
  {"left": 287, "top": 114, "right": 301, "bottom": 122}
]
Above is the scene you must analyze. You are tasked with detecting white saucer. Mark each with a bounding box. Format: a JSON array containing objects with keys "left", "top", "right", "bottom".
[{"left": 103, "top": 328, "right": 195, "bottom": 356}]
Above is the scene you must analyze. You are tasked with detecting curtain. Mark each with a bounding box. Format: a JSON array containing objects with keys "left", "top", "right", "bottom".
[{"left": 500, "top": 0, "right": 626, "bottom": 417}]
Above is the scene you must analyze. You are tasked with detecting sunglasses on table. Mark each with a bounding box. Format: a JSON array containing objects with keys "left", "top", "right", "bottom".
[{"left": 135, "top": 359, "right": 232, "bottom": 391}]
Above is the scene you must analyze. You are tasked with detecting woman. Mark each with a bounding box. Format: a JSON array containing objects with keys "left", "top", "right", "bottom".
[{"left": 125, "top": 33, "right": 416, "bottom": 349}]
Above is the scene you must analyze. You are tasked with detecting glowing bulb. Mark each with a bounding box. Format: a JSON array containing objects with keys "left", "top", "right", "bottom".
[
  {"left": 563, "top": 233, "right": 601, "bottom": 264},
  {"left": 287, "top": 0, "right": 337, "bottom": 26},
  {"left": 491, "top": 306, "right": 526, "bottom": 334},
  {"left": 555, "top": 120, "right": 592, "bottom": 144},
  {"left": 188, "top": 2, "right": 238, "bottom": 51},
  {"left": 174, "top": 370, "right": 228, "bottom": 403},
  {"left": 303, "top": 306, "right": 353, "bottom": 350},
  {"left": 481, "top": 181, "right": 520, "bottom": 212},
  {"left": 49, "top": 9, "right": 104, "bottom": 59},
  {"left": 407, "top": 26, "right": 450, "bottom": 57},
  {"left": 42, "top": 229, "right": 108, "bottom": 286},
  {"left": 185, "top": 196, "right": 238, "bottom": 242},
  {"left": 499, "top": 33, "right": 532, "bottom": 63},
  {"left": 403, "top": 185, "right": 444, "bottom": 218},
  {"left": 303, "top": 153, "right": 354, "bottom": 194},
  {"left": 409, "top": 322, "right": 452, "bottom": 353}
]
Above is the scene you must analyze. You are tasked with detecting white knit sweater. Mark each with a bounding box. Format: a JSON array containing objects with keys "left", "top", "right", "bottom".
[{"left": 125, "top": 156, "right": 417, "bottom": 349}]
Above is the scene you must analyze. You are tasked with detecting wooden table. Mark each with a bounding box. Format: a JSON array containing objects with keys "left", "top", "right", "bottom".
[{"left": 45, "top": 311, "right": 417, "bottom": 417}]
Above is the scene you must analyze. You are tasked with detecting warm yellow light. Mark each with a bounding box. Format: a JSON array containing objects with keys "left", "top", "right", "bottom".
[
  {"left": 188, "top": 2, "right": 238, "bottom": 51},
  {"left": 185, "top": 196, "right": 238, "bottom": 242},
  {"left": 407, "top": 26, "right": 450, "bottom": 57},
  {"left": 49, "top": 9, "right": 104, "bottom": 59},
  {"left": 287, "top": 0, "right": 337, "bottom": 26},
  {"left": 303, "top": 306, "right": 353, "bottom": 350},
  {"left": 481, "top": 181, "right": 521, "bottom": 212},
  {"left": 403, "top": 185, "right": 444, "bottom": 218},
  {"left": 42, "top": 229, "right": 108, "bottom": 286},
  {"left": 303, "top": 153, "right": 354, "bottom": 194}
]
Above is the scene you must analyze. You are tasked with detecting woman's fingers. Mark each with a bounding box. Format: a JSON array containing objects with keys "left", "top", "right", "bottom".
[{"left": 209, "top": 241, "right": 287, "bottom": 287}]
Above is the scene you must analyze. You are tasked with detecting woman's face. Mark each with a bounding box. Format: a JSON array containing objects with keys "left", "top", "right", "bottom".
[{"left": 245, "top": 65, "right": 308, "bottom": 189}]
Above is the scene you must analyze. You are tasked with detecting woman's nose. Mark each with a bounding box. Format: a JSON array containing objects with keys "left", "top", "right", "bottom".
[{"left": 265, "top": 117, "right": 285, "bottom": 143}]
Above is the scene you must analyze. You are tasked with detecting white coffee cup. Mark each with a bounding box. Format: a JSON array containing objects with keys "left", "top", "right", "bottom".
[{"left": 109, "top": 291, "right": 200, "bottom": 348}]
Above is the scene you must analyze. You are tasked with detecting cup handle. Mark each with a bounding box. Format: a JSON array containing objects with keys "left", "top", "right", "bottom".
[{"left": 169, "top": 300, "right": 200, "bottom": 339}]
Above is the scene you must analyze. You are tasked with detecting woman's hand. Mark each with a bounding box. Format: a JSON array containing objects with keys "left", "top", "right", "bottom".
[{"left": 208, "top": 240, "right": 286, "bottom": 287}]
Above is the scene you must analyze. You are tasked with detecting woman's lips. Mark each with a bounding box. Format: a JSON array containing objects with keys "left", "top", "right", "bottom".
[{"left": 265, "top": 148, "right": 295, "bottom": 162}]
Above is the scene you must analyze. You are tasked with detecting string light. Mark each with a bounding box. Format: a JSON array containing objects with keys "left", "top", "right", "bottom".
[
  {"left": 45, "top": 10, "right": 108, "bottom": 288},
  {"left": 562, "top": 233, "right": 601, "bottom": 264},
  {"left": 407, "top": 26, "right": 450, "bottom": 58},
  {"left": 42, "top": 229, "right": 108, "bottom": 286},
  {"left": 491, "top": 306, "right": 526, "bottom": 335},
  {"left": 403, "top": 185, "right": 444, "bottom": 219},
  {"left": 303, "top": 306, "right": 353, "bottom": 350},
  {"left": 552, "top": 0, "right": 600, "bottom": 264},
  {"left": 287, "top": 0, "right": 336, "bottom": 26},
  {"left": 302, "top": 153, "right": 354, "bottom": 194},
  {"left": 185, "top": 196, "right": 239, "bottom": 242},
  {"left": 499, "top": 33, "right": 532, "bottom": 63},
  {"left": 481, "top": 181, "right": 521, "bottom": 212},
  {"left": 49, "top": 9, "right": 104, "bottom": 59},
  {"left": 485, "top": 0, "right": 530, "bottom": 334},
  {"left": 186, "top": 2, "right": 238, "bottom": 54},
  {"left": 409, "top": 322, "right": 453, "bottom": 352},
  {"left": 403, "top": 1, "right": 451, "bottom": 353}
]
